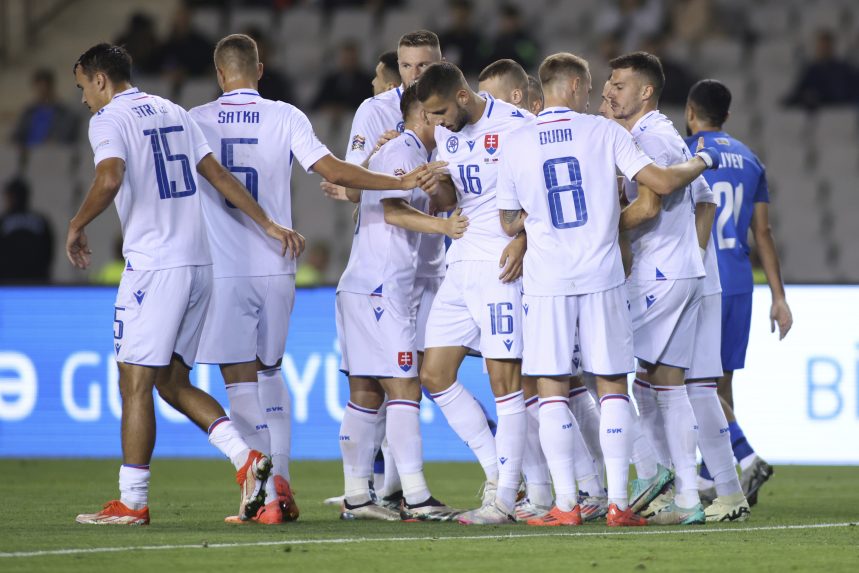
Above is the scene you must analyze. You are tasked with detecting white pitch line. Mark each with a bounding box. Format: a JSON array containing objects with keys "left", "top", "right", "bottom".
[{"left": 1, "top": 521, "right": 856, "bottom": 559}]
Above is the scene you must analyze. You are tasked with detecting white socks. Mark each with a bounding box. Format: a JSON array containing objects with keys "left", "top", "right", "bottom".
[
  {"left": 629, "top": 403, "right": 659, "bottom": 480},
  {"left": 687, "top": 381, "right": 742, "bottom": 497},
  {"left": 257, "top": 368, "right": 292, "bottom": 481},
  {"left": 633, "top": 378, "right": 670, "bottom": 467},
  {"left": 225, "top": 382, "right": 271, "bottom": 454},
  {"left": 340, "top": 402, "right": 378, "bottom": 505},
  {"left": 208, "top": 417, "right": 251, "bottom": 469},
  {"left": 119, "top": 464, "right": 150, "bottom": 509},
  {"left": 653, "top": 384, "right": 700, "bottom": 508},
  {"left": 537, "top": 397, "right": 578, "bottom": 511},
  {"left": 386, "top": 399, "right": 431, "bottom": 505},
  {"left": 599, "top": 394, "right": 633, "bottom": 510},
  {"left": 432, "top": 382, "right": 498, "bottom": 482},
  {"left": 568, "top": 386, "right": 605, "bottom": 490},
  {"left": 494, "top": 390, "right": 526, "bottom": 511},
  {"left": 523, "top": 397, "right": 553, "bottom": 507}
]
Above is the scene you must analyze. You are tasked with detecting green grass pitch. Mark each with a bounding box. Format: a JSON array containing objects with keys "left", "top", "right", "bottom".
[{"left": 1, "top": 460, "right": 857, "bottom": 572}]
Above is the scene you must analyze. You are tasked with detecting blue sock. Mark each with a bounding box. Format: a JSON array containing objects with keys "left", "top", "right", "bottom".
[
  {"left": 373, "top": 448, "right": 385, "bottom": 474},
  {"left": 699, "top": 460, "right": 714, "bottom": 481},
  {"left": 728, "top": 421, "right": 755, "bottom": 461}
]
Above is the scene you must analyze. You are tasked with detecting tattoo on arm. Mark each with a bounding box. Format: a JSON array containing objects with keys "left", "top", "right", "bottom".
[{"left": 501, "top": 209, "right": 522, "bottom": 224}]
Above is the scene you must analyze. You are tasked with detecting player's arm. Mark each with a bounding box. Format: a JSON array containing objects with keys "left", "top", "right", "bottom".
[
  {"left": 619, "top": 184, "right": 661, "bottom": 231},
  {"left": 197, "top": 154, "right": 304, "bottom": 258},
  {"left": 66, "top": 158, "right": 125, "bottom": 269},
  {"left": 499, "top": 231, "right": 526, "bottom": 283},
  {"left": 695, "top": 201, "right": 716, "bottom": 250},
  {"left": 416, "top": 168, "right": 458, "bottom": 210},
  {"left": 633, "top": 139, "right": 720, "bottom": 196},
  {"left": 751, "top": 201, "right": 793, "bottom": 339},
  {"left": 312, "top": 154, "right": 445, "bottom": 191},
  {"left": 499, "top": 209, "right": 526, "bottom": 236},
  {"left": 383, "top": 200, "right": 468, "bottom": 239}
]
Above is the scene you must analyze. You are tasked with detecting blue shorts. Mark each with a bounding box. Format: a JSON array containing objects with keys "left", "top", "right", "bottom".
[{"left": 721, "top": 292, "right": 753, "bottom": 371}]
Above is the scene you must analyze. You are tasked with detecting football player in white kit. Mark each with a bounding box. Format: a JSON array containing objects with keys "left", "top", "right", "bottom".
[
  {"left": 68, "top": 43, "right": 299, "bottom": 526},
  {"left": 411, "top": 62, "right": 532, "bottom": 525},
  {"left": 188, "top": 34, "right": 446, "bottom": 524},
  {"left": 336, "top": 84, "right": 468, "bottom": 521},
  {"left": 498, "top": 52, "right": 721, "bottom": 527},
  {"left": 608, "top": 51, "right": 718, "bottom": 525},
  {"left": 526, "top": 74, "right": 545, "bottom": 116}
]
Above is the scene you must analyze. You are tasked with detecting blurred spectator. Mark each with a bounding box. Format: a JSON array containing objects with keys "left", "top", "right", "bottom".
[
  {"left": 481, "top": 4, "right": 540, "bottom": 71},
  {"left": 161, "top": 5, "right": 214, "bottom": 80},
  {"left": 11, "top": 69, "right": 79, "bottom": 152},
  {"left": 296, "top": 242, "right": 331, "bottom": 286},
  {"left": 0, "top": 178, "right": 54, "bottom": 283},
  {"left": 114, "top": 12, "right": 162, "bottom": 75},
  {"left": 669, "top": 0, "right": 716, "bottom": 47},
  {"left": 245, "top": 26, "right": 298, "bottom": 104},
  {"left": 595, "top": 0, "right": 664, "bottom": 54},
  {"left": 641, "top": 35, "right": 699, "bottom": 106},
  {"left": 311, "top": 40, "right": 373, "bottom": 114},
  {"left": 784, "top": 30, "right": 859, "bottom": 111},
  {"left": 92, "top": 235, "right": 125, "bottom": 285},
  {"left": 439, "top": 0, "right": 484, "bottom": 76}
]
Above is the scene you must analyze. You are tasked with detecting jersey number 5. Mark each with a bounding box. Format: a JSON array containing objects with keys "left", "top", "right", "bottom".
[
  {"left": 221, "top": 138, "right": 259, "bottom": 208},
  {"left": 143, "top": 126, "right": 197, "bottom": 199},
  {"left": 544, "top": 156, "right": 588, "bottom": 229}
]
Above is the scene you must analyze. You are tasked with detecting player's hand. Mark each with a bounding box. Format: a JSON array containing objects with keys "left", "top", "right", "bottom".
[
  {"left": 320, "top": 181, "right": 349, "bottom": 201},
  {"left": 66, "top": 225, "right": 92, "bottom": 270},
  {"left": 443, "top": 208, "right": 469, "bottom": 239},
  {"left": 406, "top": 161, "right": 448, "bottom": 190},
  {"left": 374, "top": 130, "right": 401, "bottom": 153},
  {"left": 266, "top": 222, "right": 305, "bottom": 259},
  {"left": 695, "top": 137, "right": 720, "bottom": 169},
  {"left": 770, "top": 298, "right": 793, "bottom": 340},
  {"left": 498, "top": 233, "right": 526, "bottom": 283}
]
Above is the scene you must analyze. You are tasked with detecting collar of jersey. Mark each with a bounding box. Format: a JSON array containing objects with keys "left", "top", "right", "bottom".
[
  {"left": 537, "top": 106, "right": 574, "bottom": 116},
  {"left": 472, "top": 92, "right": 495, "bottom": 126},
  {"left": 403, "top": 129, "right": 432, "bottom": 160},
  {"left": 689, "top": 129, "right": 726, "bottom": 139},
  {"left": 632, "top": 109, "right": 660, "bottom": 133},
  {"left": 112, "top": 87, "right": 141, "bottom": 100},
  {"left": 220, "top": 89, "right": 261, "bottom": 98}
]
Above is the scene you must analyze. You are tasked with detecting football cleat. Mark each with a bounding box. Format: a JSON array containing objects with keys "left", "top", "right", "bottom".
[
  {"left": 379, "top": 489, "right": 405, "bottom": 512},
  {"left": 526, "top": 505, "right": 582, "bottom": 527},
  {"left": 272, "top": 475, "right": 300, "bottom": 522},
  {"left": 578, "top": 494, "right": 609, "bottom": 522},
  {"left": 647, "top": 500, "right": 706, "bottom": 525},
  {"left": 705, "top": 493, "right": 750, "bottom": 522},
  {"left": 638, "top": 489, "right": 674, "bottom": 519},
  {"left": 76, "top": 500, "right": 150, "bottom": 526},
  {"left": 400, "top": 496, "right": 461, "bottom": 522},
  {"left": 457, "top": 501, "right": 516, "bottom": 525},
  {"left": 513, "top": 498, "right": 552, "bottom": 522},
  {"left": 478, "top": 479, "right": 498, "bottom": 508},
  {"left": 740, "top": 457, "right": 773, "bottom": 506},
  {"left": 236, "top": 450, "right": 273, "bottom": 521},
  {"left": 323, "top": 494, "right": 345, "bottom": 506},
  {"left": 340, "top": 499, "right": 401, "bottom": 521},
  {"left": 697, "top": 476, "right": 717, "bottom": 507},
  {"left": 630, "top": 463, "right": 674, "bottom": 513},
  {"left": 606, "top": 503, "right": 647, "bottom": 527}
]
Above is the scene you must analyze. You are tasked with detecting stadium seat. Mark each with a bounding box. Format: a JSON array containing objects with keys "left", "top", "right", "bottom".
[
  {"left": 328, "top": 9, "right": 375, "bottom": 52},
  {"left": 697, "top": 37, "right": 744, "bottom": 73},
  {"left": 228, "top": 8, "right": 276, "bottom": 36},
  {"left": 379, "top": 9, "right": 432, "bottom": 52},
  {"left": 190, "top": 7, "right": 223, "bottom": 39},
  {"left": 749, "top": 4, "right": 794, "bottom": 38},
  {"left": 279, "top": 6, "right": 323, "bottom": 46}
]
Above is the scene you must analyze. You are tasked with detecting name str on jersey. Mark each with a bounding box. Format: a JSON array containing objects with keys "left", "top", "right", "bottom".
[
  {"left": 190, "top": 89, "right": 330, "bottom": 278},
  {"left": 88, "top": 88, "right": 213, "bottom": 271},
  {"left": 623, "top": 110, "right": 706, "bottom": 282},
  {"left": 435, "top": 94, "right": 529, "bottom": 264},
  {"left": 686, "top": 131, "right": 770, "bottom": 296},
  {"left": 337, "top": 130, "right": 431, "bottom": 298},
  {"left": 497, "top": 107, "right": 652, "bottom": 296}
]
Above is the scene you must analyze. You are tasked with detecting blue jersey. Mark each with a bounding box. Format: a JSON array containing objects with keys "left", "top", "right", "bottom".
[{"left": 685, "top": 131, "right": 769, "bottom": 295}]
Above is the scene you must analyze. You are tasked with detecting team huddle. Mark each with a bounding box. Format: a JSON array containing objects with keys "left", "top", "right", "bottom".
[{"left": 68, "top": 27, "right": 792, "bottom": 528}]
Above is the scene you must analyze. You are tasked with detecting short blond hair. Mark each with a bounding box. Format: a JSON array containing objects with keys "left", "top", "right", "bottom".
[
  {"left": 214, "top": 34, "right": 259, "bottom": 76},
  {"left": 538, "top": 52, "right": 590, "bottom": 87}
]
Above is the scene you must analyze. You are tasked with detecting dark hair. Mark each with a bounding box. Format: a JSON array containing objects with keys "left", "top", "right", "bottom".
[
  {"left": 609, "top": 51, "right": 665, "bottom": 101},
  {"left": 74, "top": 43, "right": 133, "bottom": 83},
  {"left": 478, "top": 59, "right": 528, "bottom": 93},
  {"left": 687, "top": 79, "right": 732, "bottom": 127},
  {"left": 538, "top": 52, "right": 589, "bottom": 86},
  {"left": 399, "top": 29, "right": 440, "bottom": 49},
  {"left": 379, "top": 50, "right": 401, "bottom": 84},
  {"left": 527, "top": 74, "right": 543, "bottom": 104},
  {"left": 415, "top": 62, "right": 467, "bottom": 102},
  {"left": 32, "top": 68, "right": 55, "bottom": 86},
  {"left": 400, "top": 82, "right": 421, "bottom": 119},
  {"left": 214, "top": 34, "right": 259, "bottom": 74},
  {"left": 4, "top": 177, "right": 31, "bottom": 211}
]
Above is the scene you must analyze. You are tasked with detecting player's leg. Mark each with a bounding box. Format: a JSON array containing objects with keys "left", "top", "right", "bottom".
[{"left": 516, "top": 375, "right": 554, "bottom": 520}]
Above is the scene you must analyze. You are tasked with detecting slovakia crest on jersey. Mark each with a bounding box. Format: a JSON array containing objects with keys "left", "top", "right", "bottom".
[
  {"left": 484, "top": 134, "right": 499, "bottom": 155},
  {"left": 398, "top": 351, "right": 413, "bottom": 372},
  {"left": 446, "top": 136, "right": 459, "bottom": 154}
]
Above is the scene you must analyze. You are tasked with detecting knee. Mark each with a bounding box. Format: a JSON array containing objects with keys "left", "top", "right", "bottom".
[{"left": 419, "top": 366, "right": 451, "bottom": 394}]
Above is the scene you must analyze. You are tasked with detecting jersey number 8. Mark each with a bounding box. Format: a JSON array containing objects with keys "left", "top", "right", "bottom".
[{"left": 544, "top": 156, "right": 588, "bottom": 229}]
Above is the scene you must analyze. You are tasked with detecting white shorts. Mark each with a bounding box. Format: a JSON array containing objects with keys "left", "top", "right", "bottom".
[
  {"left": 113, "top": 265, "right": 212, "bottom": 368},
  {"left": 687, "top": 292, "right": 724, "bottom": 380},
  {"left": 412, "top": 276, "right": 443, "bottom": 352},
  {"left": 424, "top": 261, "right": 523, "bottom": 359},
  {"left": 627, "top": 277, "right": 701, "bottom": 369},
  {"left": 522, "top": 285, "right": 634, "bottom": 377},
  {"left": 336, "top": 291, "right": 418, "bottom": 378},
  {"left": 196, "top": 274, "right": 296, "bottom": 366}
]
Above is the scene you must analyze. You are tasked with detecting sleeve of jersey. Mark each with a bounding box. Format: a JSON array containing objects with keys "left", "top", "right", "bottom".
[
  {"left": 754, "top": 164, "right": 770, "bottom": 203},
  {"left": 344, "top": 100, "right": 383, "bottom": 165},
  {"left": 373, "top": 147, "right": 412, "bottom": 202},
  {"left": 691, "top": 175, "right": 714, "bottom": 204},
  {"left": 495, "top": 141, "right": 522, "bottom": 211},
  {"left": 611, "top": 123, "right": 653, "bottom": 180},
  {"left": 185, "top": 113, "right": 214, "bottom": 164},
  {"left": 289, "top": 108, "right": 332, "bottom": 173},
  {"left": 89, "top": 114, "right": 127, "bottom": 166}
]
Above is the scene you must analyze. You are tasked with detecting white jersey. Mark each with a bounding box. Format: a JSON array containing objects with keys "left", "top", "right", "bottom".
[
  {"left": 412, "top": 178, "right": 446, "bottom": 279},
  {"left": 345, "top": 86, "right": 405, "bottom": 165},
  {"left": 692, "top": 176, "right": 722, "bottom": 296},
  {"left": 624, "top": 110, "right": 705, "bottom": 281},
  {"left": 88, "top": 87, "right": 212, "bottom": 270},
  {"left": 337, "top": 130, "right": 429, "bottom": 298},
  {"left": 189, "top": 89, "right": 330, "bottom": 278},
  {"left": 497, "top": 107, "right": 652, "bottom": 296},
  {"left": 434, "top": 94, "right": 530, "bottom": 263}
]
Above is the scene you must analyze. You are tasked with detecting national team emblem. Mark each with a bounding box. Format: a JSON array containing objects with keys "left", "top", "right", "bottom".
[
  {"left": 484, "top": 134, "right": 498, "bottom": 154},
  {"left": 393, "top": 168, "right": 406, "bottom": 177},
  {"left": 715, "top": 137, "right": 730, "bottom": 146},
  {"left": 396, "top": 121, "right": 405, "bottom": 133},
  {"left": 446, "top": 136, "right": 459, "bottom": 154},
  {"left": 351, "top": 134, "right": 366, "bottom": 151},
  {"left": 398, "top": 351, "right": 413, "bottom": 372}
]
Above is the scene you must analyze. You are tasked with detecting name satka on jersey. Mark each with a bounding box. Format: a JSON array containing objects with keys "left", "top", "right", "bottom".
[
  {"left": 189, "top": 89, "right": 330, "bottom": 278},
  {"left": 623, "top": 111, "right": 705, "bottom": 282},
  {"left": 497, "top": 107, "right": 652, "bottom": 296},
  {"left": 88, "top": 88, "right": 212, "bottom": 271},
  {"left": 435, "top": 95, "right": 529, "bottom": 264},
  {"left": 338, "top": 130, "right": 431, "bottom": 298}
]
